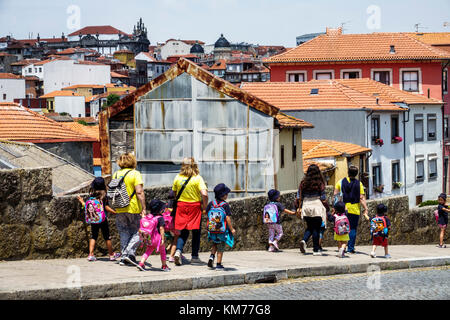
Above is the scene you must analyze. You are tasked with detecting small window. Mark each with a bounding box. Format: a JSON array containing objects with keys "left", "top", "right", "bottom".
[
  {"left": 373, "top": 71, "right": 390, "bottom": 85},
  {"left": 371, "top": 116, "right": 380, "bottom": 142},
  {"left": 445, "top": 117, "right": 449, "bottom": 139},
  {"left": 315, "top": 72, "right": 332, "bottom": 80},
  {"left": 343, "top": 71, "right": 360, "bottom": 79},
  {"left": 280, "top": 145, "right": 285, "bottom": 169},
  {"left": 372, "top": 164, "right": 382, "bottom": 188},
  {"left": 416, "top": 157, "right": 425, "bottom": 182},
  {"left": 392, "top": 161, "right": 401, "bottom": 186},
  {"left": 292, "top": 131, "right": 297, "bottom": 162},
  {"left": 39, "top": 67, "right": 42, "bottom": 73},
  {"left": 414, "top": 114, "right": 424, "bottom": 142},
  {"left": 443, "top": 69, "right": 448, "bottom": 93},
  {"left": 429, "top": 155, "right": 438, "bottom": 180},
  {"left": 391, "top": 115, "right": 399, "bottom": 140},
  {"left": 427, "top": 114, "right": 437, "bottom": 141},
  {"left": 2, "top": 94, "right": 6, "bottom": 100},
  {"left": 288, "top": 73, "right": 305, "bottom": 82},
  {"left": 28, "top": 68, "right": 32, "bottom": 73},
  {"left": 402, "top": 71, "right": 419, "bottom": 92}
]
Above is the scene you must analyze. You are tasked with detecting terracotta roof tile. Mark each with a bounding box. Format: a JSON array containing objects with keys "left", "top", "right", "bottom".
[
  {"left": 0, "top": 102, "right": 96, "bottom": 143},
  {"left": 241, "top": 80, "right": 408, "bottom": 111},
  {"left": 40, "top": 90, "right": 83, "bottom": 98},
  {"left": 406, "top": 32, "right": 450, "bottom": 45},
  {"left": 266, "top": 32, "right": 450, "bottom": 63},
  {"left": 302, "top": 139, "right": 371, "bottom": 160},
  {"left": 68, "top": 26, "right": 131, "bottom": 37},
  {"left": 303, "top": 159, "right": 335, "bottom": 174},
  {"left": 276, "top": 112, "right": 313, "bottom": 128},
  {"left": 0, "top": 73, "right": 23, "bottom": 79},
  {"left": 60, "top": 122, "right": 99, "bottom": 141},
  {"left": 209, "top": 59, "right": 227, "bottom": 70}
]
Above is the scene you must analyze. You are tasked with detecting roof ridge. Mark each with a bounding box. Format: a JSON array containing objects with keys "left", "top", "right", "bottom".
[
  {"left": 331, "top": 80, "right": 369, "bottom": 109},
  {"left": 333, "top": 79, "right": 395, "bottom": 108}
]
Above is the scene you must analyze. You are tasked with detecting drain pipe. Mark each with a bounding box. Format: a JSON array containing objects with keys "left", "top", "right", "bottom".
[{"left": 402, "top": 107, "right": 410, "bottom": 195}]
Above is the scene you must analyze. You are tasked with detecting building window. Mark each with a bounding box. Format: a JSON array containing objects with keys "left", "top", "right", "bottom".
[
  {"left": 427, "top": 114, "right": 437, "bottom": 141},
  {"left": 391, "top": 115, "right": 399, "bottom": 140},
  {"left": 287, "top": 71, "right": 306, "bottom": 82},
  {"left": 2, "top": 94, "right": 6, "bottom": 100},
  {"left": 414, "top": 114, "right": 424, "bottom": 142},
  {"left": 402, "top": 70, "right": 419, "bottom": 92},
  {"left": 342, "top": 71, "right": 360, "bottom": 79},
  {"left": 416, "top": 156, "right": 425, "bottom": 182},
  {"left": 445, "top": 117, "right": 449, "bottom": 139},
  {"left": 443, "top": 69, "right": 448, "bottom": 93},
  {"left": 28, "top": 68, "right": 32, "bottom": 73},
  {"left": 373, "top": 70, "right": 391, "bottom": 85},
  {"left": 315, "top": 72, "right": 333, "bottom": 80},
  {"left": 39, "top": 67, "right": 42, "bottom": 73},
  {"left": 372, "top": 164, "right": 382, "bottom": 188},
  {"left": 371, "top": 116, "right": 380, "bottom": 142},
  {"left": 392, "top": 161, "right": 401, "bottom": 187},
  {"left": 428, "top": 155, "right": 438, "bottom": 180},
  {"left": 280, "top": 145, "right": 285, "bottom": 169},
  {"left": 292, "top": 131, "right": 297, "bottom": 162}
]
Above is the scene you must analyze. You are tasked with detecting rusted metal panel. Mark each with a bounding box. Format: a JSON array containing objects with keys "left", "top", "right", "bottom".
[
  {"left": 135, "top": 100, "right": 193, "bottom": 130},
  {"left": 98, "top": 110, "right": 111, "bottom": 175},
  {"left": 135, "top": 130, "right": 192, "bottom": 162}
]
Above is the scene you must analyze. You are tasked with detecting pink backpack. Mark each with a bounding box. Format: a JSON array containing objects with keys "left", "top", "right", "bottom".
[
  {"left": 434, "top": 210, "right": 439, "bottom": 223},
  {"left": 334, "top": 214, "right": 350, "bottom": 235},
  {"left": 85, "top": 198, "right": 106, "bottom": 224},
  {"left": 162, "top": 208, "right": 174, "bottom": 232},
  {"left": 139, "top": 214, "right": 161, "bottom": 249}
]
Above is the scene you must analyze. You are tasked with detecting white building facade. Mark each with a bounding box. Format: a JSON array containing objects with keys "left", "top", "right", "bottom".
[
  {"left": 0, "top": 75, "right": 25, "bottom": 101},
  {"left": 43, "top": 60, "right": 110, "bottom": 94},
  {"left": 53, "top": 95, "right": 86, "bottom": 117}
]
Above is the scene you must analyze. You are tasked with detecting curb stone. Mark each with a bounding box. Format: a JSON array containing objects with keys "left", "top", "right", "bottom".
[{"left": 1, "top": 256, "right": 449, "bottom": 300}]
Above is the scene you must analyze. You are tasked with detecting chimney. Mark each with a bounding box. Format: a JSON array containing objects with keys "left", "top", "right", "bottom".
[
  {"left": 326, "top": 27, "right": 343, "bottom": 36},
  {"left": 389, "top": 45, "right": 396, "bottom": 54}
]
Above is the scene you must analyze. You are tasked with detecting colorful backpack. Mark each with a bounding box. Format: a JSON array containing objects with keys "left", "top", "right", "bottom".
[
  {"left": 263, "top": 202, "right": 279, "bottom": 224},
  {"left": 139, "top": 214, "right": 161, "bottom": 248},
  {"left": 84, "top": 197, "right": 106, "bottom": 224},
  {"left": 207, "top": 200, "right": 227, "bottom": 234},
  {"left": 162, "top": 208, "right": 175, "bottom": 232},
  {"left": 334, "top": 214, "right": 350, "bottom": 235},
  {"left": 370, "top": 216, "right": 388, "bottom": 238},
  {"left": 434, "top": 210, "right": 439, "bottom": 223}
]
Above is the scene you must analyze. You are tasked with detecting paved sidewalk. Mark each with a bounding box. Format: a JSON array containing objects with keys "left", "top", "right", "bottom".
[{"left": 0, "top": 245, "right": 449, "bottom": 300}]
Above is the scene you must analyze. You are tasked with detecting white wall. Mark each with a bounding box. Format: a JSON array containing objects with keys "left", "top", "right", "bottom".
[
  {"left": 160, "top": 40, "right": 191, "bottom": 60},
  {"left": 43, "top": 60, "right": 110, "bottom": 94},
  {"left": 54, "top": 95, "right": 86, "bottom": 117},
  {"left": 22, "top": 63, "right": 44, "bottom": 80},
  {"left": 404, "top": 105, "right": 443, "bottom": 207},
  {"left": 0, "top": 78, "right": 26, "bottom": 101}
]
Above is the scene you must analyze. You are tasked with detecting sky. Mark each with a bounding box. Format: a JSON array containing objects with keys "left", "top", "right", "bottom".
[{"left": 0, "top": 0, "right": 449, "bottom": 47}]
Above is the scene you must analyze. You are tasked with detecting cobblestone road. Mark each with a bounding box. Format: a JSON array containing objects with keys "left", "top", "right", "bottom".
[{"left": 110, "top": 266, "right": 450, "bottom": 300}]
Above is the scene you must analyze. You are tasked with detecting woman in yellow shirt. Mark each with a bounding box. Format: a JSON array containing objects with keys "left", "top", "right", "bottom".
[
  {"left": 113, "top": 153, "right": 147, "bottom": 267},
  {"left": 172, "top": 157, "right": 208, "bottom": 266}
]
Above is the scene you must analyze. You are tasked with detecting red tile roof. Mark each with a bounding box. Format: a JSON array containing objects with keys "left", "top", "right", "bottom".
[
  {"left": 40, "top": 90, "right": 83, "bottom": 98},
  {"left": 303, "top": 139, "right": 371, "bottom": 160},
  {"left": 266, "top": 32, "right": 450, "bottom": 63},
  {"left": 0, "top": 102, "right": 96, "bottom": 143},
  {"left": 406, "top": 32, "right": 450, "bottom": 45},
  {"left": 241, "top": 80, "right": 408, "bottom": 111},
  {"left": 68, "top": 26, "right": 131, "bottom": 37},
  {"left": 0, "top": 73, "right": 23, "bottom": 79},
  {"left": 209, "top": 59, "right": 227, "bottom": 70}
]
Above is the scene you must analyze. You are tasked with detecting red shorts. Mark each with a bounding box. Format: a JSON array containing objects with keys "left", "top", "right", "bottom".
[{"left": 373, "top": 236, "right": 388, "bottom": 247}]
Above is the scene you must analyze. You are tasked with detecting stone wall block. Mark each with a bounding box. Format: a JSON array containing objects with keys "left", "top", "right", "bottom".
[
  {"left": 20, "top": 168, "right": 53, "bottom": 200},
  {"left": 0, "top": 224, "right": 31, "bottom": 259}
]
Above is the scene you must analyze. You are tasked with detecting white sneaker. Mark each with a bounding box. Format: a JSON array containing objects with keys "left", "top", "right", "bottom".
[
  {"left": 174, "top": 250, "right": 182, "bottom": 266},
  {"left": 299, "top": 240, "right": 306, "bottom": 254},
  {"left": 338, "top": 248, "right": 345, "bottom": 258},
  {"left": 370, "top": 251, "right": 376, "bottom": 258},
  {"left": 313, "top": 251, "right": 322, "bottom": 256},
  {"left": 385, "top": 254, "right": 391, "bottom": 259}
]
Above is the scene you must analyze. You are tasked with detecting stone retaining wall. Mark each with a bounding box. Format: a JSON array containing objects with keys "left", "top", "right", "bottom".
[{"left": 0, "top": 168, "right": 446, "bottom": 260}]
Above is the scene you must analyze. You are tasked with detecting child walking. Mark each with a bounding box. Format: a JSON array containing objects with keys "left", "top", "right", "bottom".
[
  {"left": 264, "top": 189, "right": 296, "bottom": 252},
  {"left": 436, "top": 193, "right": 449, "bottom": 248},
  {"left": 77, "top": 177, "right": 120, "bottom": 262},
  {"left": 327, "top": 201, "right": 350, "bottom": 258},
  {"left": 206, "top": 183, "right": 236, "bottom": 270},
  {"left": 369, "top": 204, "right": 392, "bottom": 258},
  {"left": 137, "top": 199, "right": 170, "bottom": 271},
  {"left": 165, "top": 191, "right": 183, "bottom": 263}
]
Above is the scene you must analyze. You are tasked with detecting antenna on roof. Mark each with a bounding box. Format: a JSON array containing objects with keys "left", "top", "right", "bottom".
[
  {"left": 414, "top": 23, "right": 428, "bottom": 32},
  {"left": 340, "top": 21, "right": 351, "bottom": 33}
]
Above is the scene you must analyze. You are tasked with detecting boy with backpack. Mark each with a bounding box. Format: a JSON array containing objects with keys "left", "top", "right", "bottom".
[
  {"left": 264, "top": 189, "right": 296, "bottom": 252},
  {"left": 369, "top": 204, "right": 392, "bottom": 258},
  {"left": 137, "top": 199, "right": 170, "bottom": 271},
  {"left": 77, "top": 177, "right": 121, "bottom": 262},
  {"left": 206, "top": 183, "right": 236, "bottom": 270},
  {"left": 327, "top": 201, "right": 351, "bottom": 258}
]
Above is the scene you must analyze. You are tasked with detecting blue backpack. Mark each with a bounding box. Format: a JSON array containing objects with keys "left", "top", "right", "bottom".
[
  {"left": 207, "top": 200, "right": 227, "bottom": 234},
  {"left": 263, "top": 202, "right": 279, "bottom": 224}
]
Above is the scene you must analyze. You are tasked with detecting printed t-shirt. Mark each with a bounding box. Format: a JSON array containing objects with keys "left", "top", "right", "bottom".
[{"left": 114, "top": 168, "right": 144, "bottom": 214}]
